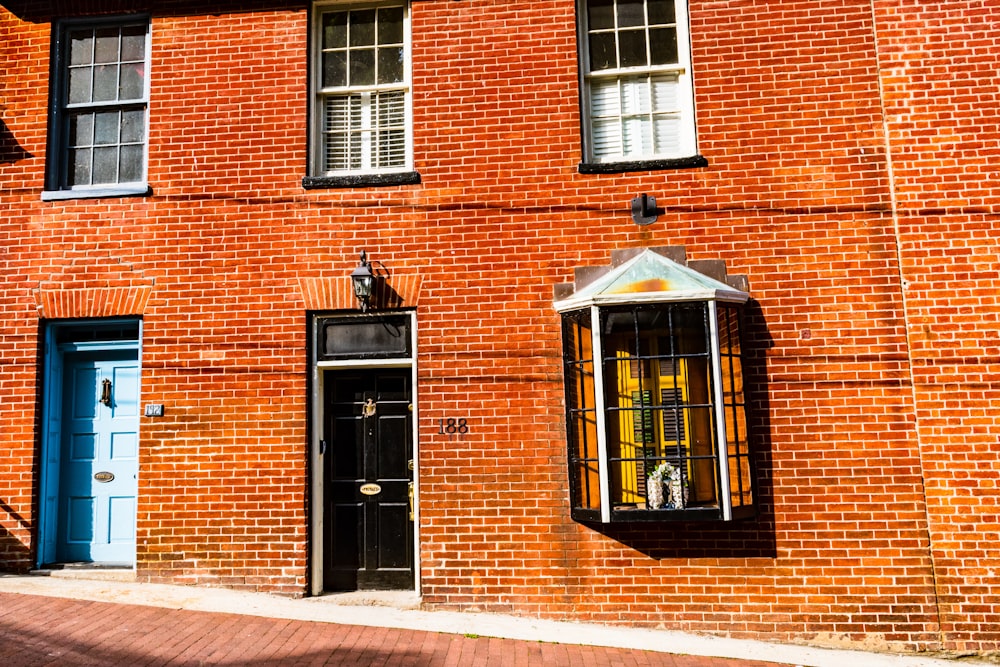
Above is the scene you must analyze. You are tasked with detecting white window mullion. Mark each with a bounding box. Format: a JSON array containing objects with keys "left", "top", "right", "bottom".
[
  {"left": 591, "top": 305, "right": 612, "bottom": 523},
  {"left": 708, "top": 301, "right": 733, "bottom": 521},
  {"left": 360, "top": 91, "right": 373, "bottom": 171}
]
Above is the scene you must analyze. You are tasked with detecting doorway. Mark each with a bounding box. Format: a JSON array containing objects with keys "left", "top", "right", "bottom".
[
  {"left": 39, "top": 320, "right": 141, "bottom": 567},
  {"left": 323, "top": 368, "right": 414, "bottom": 590}
]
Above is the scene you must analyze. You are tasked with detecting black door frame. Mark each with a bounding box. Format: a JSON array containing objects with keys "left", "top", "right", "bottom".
[{"left": 309, "top": 312, "right": 418, "bottom": 596}]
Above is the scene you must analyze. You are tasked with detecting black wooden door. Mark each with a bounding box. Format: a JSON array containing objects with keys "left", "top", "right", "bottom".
[{"left": 324, "top": 369, "right": 413, "bottom": 591}]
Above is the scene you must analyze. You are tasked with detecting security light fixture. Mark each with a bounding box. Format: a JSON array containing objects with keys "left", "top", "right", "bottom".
[{"left": 351, "top": 251, "right": 375, "bottom": 312}]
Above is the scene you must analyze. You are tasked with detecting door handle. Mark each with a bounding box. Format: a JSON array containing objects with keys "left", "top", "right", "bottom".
[{"left": 408, "top": 481, "right": 414, "bottom": 522}]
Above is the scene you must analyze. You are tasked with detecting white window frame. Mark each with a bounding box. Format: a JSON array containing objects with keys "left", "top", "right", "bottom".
[
  {"left": 309, "top": 1, "right": 413, "bottom": 178},
  {"left": 578, "top": 0, "right": 697, "bottom": 165},
  {"left": 43, "top": 16, "right": 151, "bottom": 201}
]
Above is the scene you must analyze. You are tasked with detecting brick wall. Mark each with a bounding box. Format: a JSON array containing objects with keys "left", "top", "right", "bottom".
[
  {"left": 1, "top": 0, "right": 997, "bottom": 655},
  {"left": 875, "top": 0, "right": 1000, "bottom": 652}
]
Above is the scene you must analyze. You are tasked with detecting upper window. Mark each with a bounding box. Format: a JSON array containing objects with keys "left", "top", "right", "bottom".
[
  {"left": 44, "top": 17, "right": 150, "bottom": 199},
  {"left": 306, "top": 2, "right": 416, "bottom": 187},
  {"left": 578, "top": 0, "right": 698, "bottom": 168}
]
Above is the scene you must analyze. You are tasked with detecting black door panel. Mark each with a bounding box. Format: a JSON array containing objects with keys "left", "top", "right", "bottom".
[{"left": 324, "top": 370, "right": 413, "bottom": 591}]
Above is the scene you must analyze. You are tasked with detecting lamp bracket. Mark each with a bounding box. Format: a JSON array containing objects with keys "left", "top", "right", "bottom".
[{"left": 631, "top": 194, "right": 664, "bottom": 226}]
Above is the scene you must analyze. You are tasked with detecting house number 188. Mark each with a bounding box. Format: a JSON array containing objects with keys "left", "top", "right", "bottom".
[{"left": 438, "top": 418, "right": 469, "bottom": 435}]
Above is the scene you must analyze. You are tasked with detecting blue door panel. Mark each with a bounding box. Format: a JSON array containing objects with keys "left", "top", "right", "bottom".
[{"left": 57, "top": 351, "right": 139, "bottom": 564}]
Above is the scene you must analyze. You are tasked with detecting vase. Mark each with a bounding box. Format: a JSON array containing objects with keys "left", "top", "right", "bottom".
[{"left": 647, "top": 477, "right": 664, "bottom": 509}]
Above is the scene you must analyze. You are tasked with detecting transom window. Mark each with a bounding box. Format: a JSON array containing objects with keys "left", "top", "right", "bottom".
[
  {"left": 311, "top": 2, "right": 411, "bottom": 178},
  {"left": 556, "top": 250, "right": 755, "bottom": 523},
  {"left": 579, "top": 0, "right": 697, "bottom": 166},
  {"left": 44, "top": 17, "right": 150, "bottom": 199}
]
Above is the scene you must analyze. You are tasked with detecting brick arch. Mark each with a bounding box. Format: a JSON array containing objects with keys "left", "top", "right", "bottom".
[
  {"left": 294, "top": 274, "right": 422, "bottom": 311},
  {"left": 33, "top": 284, "right": 154, "bottom": 319}
]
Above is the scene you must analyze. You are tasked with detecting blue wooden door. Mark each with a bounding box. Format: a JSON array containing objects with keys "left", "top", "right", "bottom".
[{"left": 56, "top": 350, "right": 139, "bottom": 564}]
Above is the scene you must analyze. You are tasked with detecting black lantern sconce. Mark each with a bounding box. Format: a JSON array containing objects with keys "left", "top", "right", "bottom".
[{"left": 350, "top": 250, "right": 389, "bottom": 312}]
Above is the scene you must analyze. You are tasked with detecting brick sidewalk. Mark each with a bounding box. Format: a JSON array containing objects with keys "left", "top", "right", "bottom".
[{"left": 0, "top": 592, "right": 798, "bottom": 666}]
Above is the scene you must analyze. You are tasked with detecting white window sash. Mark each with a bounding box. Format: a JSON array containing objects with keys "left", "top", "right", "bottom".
[{"left": 311, "top": 3, "right": 413, "bottom": 177}]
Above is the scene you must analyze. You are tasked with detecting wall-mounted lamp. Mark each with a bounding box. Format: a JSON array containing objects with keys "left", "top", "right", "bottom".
[{"left": 351, "top": 251, "right": 375, "bottom": 312}]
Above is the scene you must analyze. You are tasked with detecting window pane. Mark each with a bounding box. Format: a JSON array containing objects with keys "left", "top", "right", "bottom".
[
  {"left": 94, "top": 111, "right": 119, "bottom": 144},
  {"left": 617, "top": 0, "right": 646, "bottom": 28},
  {"left": 588, "top": 0, "right": 615, "bottom": 30},
  {"left": 622, "top": 118, "right": 652, "bottom": 158},
  {"left": 648, "top": 0, "right": 676, "bottom": 25},
  {"left": 589, "top": 33, "right": 616, "bottom": 71},
  {"left": 323, "top": 51, "right": 347, "bottom": 88},
  {"left": 618, "top": 28, "right": 648, "bottom": 68},
  {"left": 121, "top": 109, "right": 144, "bottom": 143},
  {"left": 93, "top": 64, "right": 118, "bottom": 102},
  {"left": 649, "top": 27, "right": 678, "bottom": 65},
  {"left": 621, "top": 77, "right": 650, "bottom": 114},
  {"left": 349, "top": 48, "right": 375, "bottom": 86},
  {"left": 71, "top": 147, "right": 91, "bottom": 185},
  {"left": 378, "top": 46, "right": 404, "bottom": 84},
  {"left": 92, "top": 146, "right": 118, "bottom": 183},
  {"left": 323, "top": 12, "right": 348, "bottom": 49},
  {"left": 349, "top": 9, "right": 376, "bottom": 47},
  {"left": 320, "top": 315, "right": 412, "bottom": 359},
  {"left": 590, "top": 78, "right": 621, "bottom": 116},
  {"left": 652, "top": 115, "right": 681, "bottom": 155},
  {"left": 68, "top": 68, "right": 93, "bottom": 104},
  {"left": 120, "top": 26, "right": 145, "bottom": 61},
  {"left": 119, "top": 144, "right": 143, "bottom": 182},
  {"left": 69, "top": 30, "right": 93, "bottom": 65},
  {"left": 651, "top": 72, "right": 680, "bottom": 111},
  {"left": 70, "top": 114, "right": 94, "bottom": 146},
  {"left": 377, "top": 6, "right": 404, "bottom": 44},
  {"left": 119, "top": 63, "right": 144, "bottom": 99},
  {"left": 93, "top": 28, "right": 119, "bottom": 63}
]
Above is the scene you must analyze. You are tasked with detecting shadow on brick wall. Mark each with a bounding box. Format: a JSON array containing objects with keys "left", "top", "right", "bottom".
[
  {"left": 0, "top": 119, "right": 33, "bottom": 164},
  {"left": 588, "top": 300, "right": 777, "bottom": 560},
  {"left": 1, "top": 0, "right": 307, "bottom": 23},
  {"left": 0, "top": 498, "right": 34, "bottom": 573}
]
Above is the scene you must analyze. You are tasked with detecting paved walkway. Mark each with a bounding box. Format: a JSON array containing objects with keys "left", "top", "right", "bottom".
[{"left": 0, "top": 574, "right": 982, "bottom": 667}]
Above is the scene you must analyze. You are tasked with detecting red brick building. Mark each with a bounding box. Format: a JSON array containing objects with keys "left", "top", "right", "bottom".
[{"left": 1, "top": 0, "right": 998, "bottom": 657}]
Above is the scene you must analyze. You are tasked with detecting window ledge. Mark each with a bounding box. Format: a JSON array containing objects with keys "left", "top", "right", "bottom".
[
  {"left": 303, "top": 171, "right": 421, "bottom": 189},
  {"left": 578, "top": 155, "right": 708, "bottom": 174},
  {"left": 42, "top": 185, "right": 152, "bottom": 201}
]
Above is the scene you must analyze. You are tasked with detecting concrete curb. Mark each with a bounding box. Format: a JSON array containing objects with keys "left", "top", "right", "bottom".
[{"left": 0, "top": 574, "right": 985, "bottom": 667}]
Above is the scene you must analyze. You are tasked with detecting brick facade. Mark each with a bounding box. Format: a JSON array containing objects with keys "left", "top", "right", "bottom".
[{"left": 1, "top": 0, "right": 997, "bottom": 656}]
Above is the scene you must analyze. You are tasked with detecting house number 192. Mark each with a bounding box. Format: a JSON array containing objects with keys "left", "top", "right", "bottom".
[{"left": 438, "top": 418, "right": 469, "bottom": 435}]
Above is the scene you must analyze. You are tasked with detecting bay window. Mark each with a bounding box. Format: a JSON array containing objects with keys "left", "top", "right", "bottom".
[{"left": 556, "top": 249, "right": 754, "bottom": 522}]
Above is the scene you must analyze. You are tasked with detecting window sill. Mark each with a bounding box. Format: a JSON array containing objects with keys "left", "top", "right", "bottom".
[
  {"left": 578, "top": 155, "right": 708, "bottom": 174},
  {"left": 41, "top": 185, "right": 152, "bottom": 201},
  {"left": 302, "top": 171, "right": 421, "bottom": 189},
  {"left": 572, "top": 504, "right": 756, "bottom": 523}
]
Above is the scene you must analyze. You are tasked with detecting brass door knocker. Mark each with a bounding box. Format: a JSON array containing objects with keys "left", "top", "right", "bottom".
[
  {"left": 99, "top": 379, "right": 112, "bottom": 406},
  {"left": 363, "top": 398, "right": 377, "bottom": 418}
]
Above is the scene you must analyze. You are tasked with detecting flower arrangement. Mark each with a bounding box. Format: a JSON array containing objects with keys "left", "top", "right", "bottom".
[{"left": 647, "top": 461, "right": 688, "bottom": 510}]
